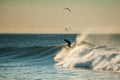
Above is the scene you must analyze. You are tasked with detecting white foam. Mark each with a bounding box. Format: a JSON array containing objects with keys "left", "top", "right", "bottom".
[{"left": 54, "top": 34, "right": 120, "bottom": 72}]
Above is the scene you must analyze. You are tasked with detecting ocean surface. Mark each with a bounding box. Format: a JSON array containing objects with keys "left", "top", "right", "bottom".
[{"left": 0, "top": 34, "right": 120, "bottom": 80}]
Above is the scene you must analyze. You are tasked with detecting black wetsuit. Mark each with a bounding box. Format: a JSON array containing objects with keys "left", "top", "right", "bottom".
[{"left": 64, "top": 39, "right": 71, "bottom": 47}]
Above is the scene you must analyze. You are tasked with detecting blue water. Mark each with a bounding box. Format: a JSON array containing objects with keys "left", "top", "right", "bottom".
[
  {"left": 0, "top": 34, "right": 120, "bottom": 80},
  {"left": 0, "top": 34, "right": 76, "bottom": 47}
]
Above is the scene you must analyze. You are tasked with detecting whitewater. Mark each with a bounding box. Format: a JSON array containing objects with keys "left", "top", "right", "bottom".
[
  {"left": 55, "top": 34, "right": 120, "bottom": 73},
  {"left": 0, "top": 34, "right": 120, "bottom": 80}
]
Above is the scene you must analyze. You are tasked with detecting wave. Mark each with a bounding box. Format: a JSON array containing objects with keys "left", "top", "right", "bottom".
[
  {"left": 54, "top": 34, "right": 120, "bottom": 72},
  {"left": 0, "top": 45, "right": 62, "bottom": 62}
]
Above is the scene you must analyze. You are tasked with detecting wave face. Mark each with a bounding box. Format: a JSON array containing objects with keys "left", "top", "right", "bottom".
[
  {"left": 0, "top": 34, "right": 76, "bottom": 64},
  {"left": 54, "top": 34, "right": 120, "bottom": 72},
  {"left": 0, "top": 34, "right": 78, "bottom": 80},
  {"left": 0, "top": 46, "right": 61, "bottom": 63}
]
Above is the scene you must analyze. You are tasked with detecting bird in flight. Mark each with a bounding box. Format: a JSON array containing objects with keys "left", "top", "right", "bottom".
[
  {"left": 64, "top": 7, "right": 71, "bottom": 13},
  {"left": 65, "top": 27, "right": 71, "bottom": 31}
]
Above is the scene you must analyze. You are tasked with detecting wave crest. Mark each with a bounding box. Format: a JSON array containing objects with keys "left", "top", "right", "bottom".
[{"left": 54, "top": 34, "right": 120, "bottom": 72}]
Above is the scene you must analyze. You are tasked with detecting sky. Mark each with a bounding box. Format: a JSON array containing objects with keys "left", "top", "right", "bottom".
[{"left": 0, "top": 0, "right": 120, "bottom": 33}]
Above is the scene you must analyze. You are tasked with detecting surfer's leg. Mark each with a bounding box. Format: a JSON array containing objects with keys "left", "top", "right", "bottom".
[{"left": 67, "top": 43, "right": 71, "bottom": 47}]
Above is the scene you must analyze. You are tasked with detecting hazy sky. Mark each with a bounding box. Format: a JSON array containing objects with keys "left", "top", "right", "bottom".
[{"left": 0, "top": 0, "right": 120, "bottom": 33}]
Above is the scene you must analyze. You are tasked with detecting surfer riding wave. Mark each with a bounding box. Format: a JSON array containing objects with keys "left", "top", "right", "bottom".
[{"left": 64, "top": 39, "right": 71, "bottom": 47}]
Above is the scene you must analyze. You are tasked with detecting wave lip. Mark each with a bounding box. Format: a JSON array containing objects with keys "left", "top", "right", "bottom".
[{"left": 54, "top": 35, "right": 120, "bottom": 72}]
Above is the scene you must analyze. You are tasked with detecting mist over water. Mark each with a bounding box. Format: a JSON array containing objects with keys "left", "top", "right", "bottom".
[{"left": 76, "top": 34, "right": 120, "bottom": 48}]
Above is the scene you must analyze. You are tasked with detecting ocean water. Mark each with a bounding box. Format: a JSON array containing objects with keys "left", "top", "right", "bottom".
[{"left": 0, "top": 34, "right": 120, "bottom": 80}]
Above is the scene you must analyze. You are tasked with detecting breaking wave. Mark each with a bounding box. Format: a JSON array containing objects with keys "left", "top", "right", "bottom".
[{"left": 54, "top": 34, "right": 120, "bottom": 72}]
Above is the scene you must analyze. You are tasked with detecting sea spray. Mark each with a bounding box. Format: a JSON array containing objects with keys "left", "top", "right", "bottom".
[
  {"left": 54, "top": 46, "right": 71, "bottom": 62},
  {"left": 76, "top": 34, "right": 89, "bottom": 45},
  {"left": 54, "top": 34, "right": 120, "bottom": 72}
]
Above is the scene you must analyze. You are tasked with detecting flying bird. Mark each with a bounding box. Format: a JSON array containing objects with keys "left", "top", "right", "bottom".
[
  {"left": 64, "top": 7, "right": 71, "bottom": 13},
  {"left": 65, "top": 27, "right": 71, "bottom": 31}
]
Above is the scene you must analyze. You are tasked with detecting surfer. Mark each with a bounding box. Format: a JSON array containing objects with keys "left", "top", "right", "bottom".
[{"left": 64, "top": 39, "right": 71, "bottom": 47}]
